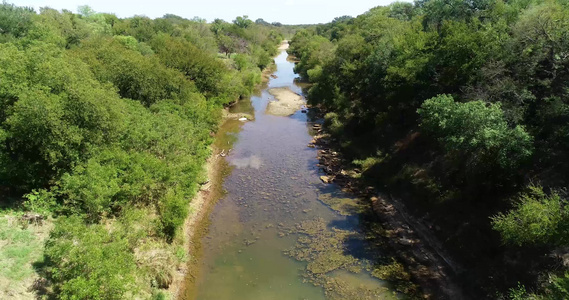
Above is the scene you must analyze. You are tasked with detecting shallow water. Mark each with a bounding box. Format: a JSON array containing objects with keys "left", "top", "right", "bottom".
[{"left": 186, "top": 50, "right": 397, "bottom": 300}]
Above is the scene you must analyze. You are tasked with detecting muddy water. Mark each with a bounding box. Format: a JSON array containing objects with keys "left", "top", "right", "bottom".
[{"left": 187, "top": 49, "right": 399, "bottom": 300}]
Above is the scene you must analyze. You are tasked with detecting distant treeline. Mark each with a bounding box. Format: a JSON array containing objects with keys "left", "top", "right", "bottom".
[
  {"left": 0, "top": 3, "right": 282, "bottom": 299},
  {"left": 289, "top": 0, "right": 569, "bottom": 298},
  {"left": 254, "top": 18, "right": 318, "bottom": 38}
]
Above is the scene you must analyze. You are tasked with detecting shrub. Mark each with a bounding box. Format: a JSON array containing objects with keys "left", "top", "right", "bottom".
[
  {"left": 43, "top": 216, "right": 138, "bottom": 299},
  {"left": 324, "top": 112, "right": 345, "bottom": 136},
  {"left": 492, "top": 185, "right": 568, "bottom": 247},
  {"left": 159, "top": 189, "right": 188, "bottom": 241}
]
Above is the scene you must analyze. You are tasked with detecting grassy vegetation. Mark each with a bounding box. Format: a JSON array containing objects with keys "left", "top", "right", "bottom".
[
  {"left": 0, "top": 212, "right": 52, "bottom": 299},
  {"left": 0, "top": 218, "right": 38, "bottom": 281}
]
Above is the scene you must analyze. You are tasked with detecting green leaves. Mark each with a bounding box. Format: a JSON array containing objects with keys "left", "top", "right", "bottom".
[
  {"left": 290, "top": 34, "right": 334, "bottom": 79},
  {"left": 75, "top": 36, "right": 198, "bottom": 107},
  {"left": 151, "top": 34, "right": 231, "bottom": 100},
  {"left": 159, "top": 189, "right": 188, "bottom": 241},
  {"left": 418, "top": 95, "right": 533, "bottom": 174},
  {"left": 44, "top": 216, "right": 138, "bottom": 300},
  {"left": 492, "top": 185, "right": 568, "bottom": 247},
  {"left": 0, "top": 3, "right": 35, "bottom": 40},
  {"left": 23, "top": 189, "right": 58, "bottom": 216},
  {"left": 0, "top": 3, "right": 282, "bottom": 299},
  {"left": 0, "top": 42, "right": 126, "bottom": 188}
]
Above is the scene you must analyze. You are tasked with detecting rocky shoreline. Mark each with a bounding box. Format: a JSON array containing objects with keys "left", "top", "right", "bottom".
[{"left": 308, "top": 116, "right": 466, "bottom": 300}]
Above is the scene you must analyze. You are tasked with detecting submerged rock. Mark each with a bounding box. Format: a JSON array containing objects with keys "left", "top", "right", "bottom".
[
  {"left": 320, "top": 175, "right": 332, "bottom": 183},
  {"left": 282, "top": 218, "right": 400, "bottom": 300}
]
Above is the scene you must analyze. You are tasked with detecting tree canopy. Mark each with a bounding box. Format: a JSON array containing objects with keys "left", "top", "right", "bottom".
[
  {"left": 0, "top": 3, "right": 283, "bottom": 298},
  {"left": 289, "top": 0, "right": 569, "bottom": 298}
]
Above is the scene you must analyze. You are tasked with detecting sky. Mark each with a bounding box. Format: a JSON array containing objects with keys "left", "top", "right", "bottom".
[{"left": 11, "top": 0, "right": 408, "bottom": 25}]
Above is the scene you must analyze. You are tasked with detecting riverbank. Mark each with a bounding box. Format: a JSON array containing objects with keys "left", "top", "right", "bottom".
[
  {"left": 308, "top": 117, "right": 465, "bottom": 299},
  {"left": 170, "top": 41, "right": 289, "bottom": 299},
  {"left": 190, "top": 46, "right": 426, "bottom": 300},
  {"left": 168, "top": 149, "right": 228, "bottom": 298},
  {"left": 278, "top": 41, "right": 290, "bottom": 50}
]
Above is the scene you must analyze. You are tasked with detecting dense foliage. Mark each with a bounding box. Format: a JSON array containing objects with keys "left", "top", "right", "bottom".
[
  {"left": 290, "top": 0, "right": 569, "bottom": 298},
  {"left": 0, "top": 3, "right": 281, "bottom": 298}
]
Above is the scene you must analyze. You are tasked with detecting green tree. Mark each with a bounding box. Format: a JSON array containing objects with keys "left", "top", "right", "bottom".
[
  {"left": 233, "top": 15, "right": 253, "bottom": 28},
  {"left": 0, "top": 2, "right": 35, "bottom": 40},
  {"left": 389, "top": 2, "right": 416, "bottom": 21},
  {"left": 159, "top": 189, "right": 188, "bottom": 241},
  {"left": 150, "top": 34, "right": 231, "bottom": 101},
  {"left": 0, "top": 43, "right": 125, "bottom": 188},
  {"left": 492, "top": 185, "right": 568, "bottom": 247},
  {"left": 74, "top": 36, "right": 200, "bottom": 107},
  {"left": 418, "top": 95, "right": 533, "bottom": 186}
]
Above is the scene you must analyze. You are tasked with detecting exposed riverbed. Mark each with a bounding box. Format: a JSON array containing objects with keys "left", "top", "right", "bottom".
[{"left": 181, "top": 47, "right": 411, "bottom": 300}]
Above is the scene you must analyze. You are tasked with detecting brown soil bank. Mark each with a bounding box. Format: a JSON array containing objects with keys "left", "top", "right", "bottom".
[{"left": 168, "top": 149, "right": 227, "bottom": 298}]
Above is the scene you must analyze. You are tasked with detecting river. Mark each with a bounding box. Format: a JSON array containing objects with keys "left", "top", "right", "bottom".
[{"left": 183, "top": 45, "right": 403, "bottom": 300}]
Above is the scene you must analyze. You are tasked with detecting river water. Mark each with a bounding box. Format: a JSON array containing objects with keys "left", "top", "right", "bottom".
[{"left": 185, "top": 48, "right": 400, "bottom": 300}]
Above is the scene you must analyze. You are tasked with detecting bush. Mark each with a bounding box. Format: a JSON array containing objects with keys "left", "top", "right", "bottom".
[
  {"left": 43, "top": 216, "right": 138, "bottom": 300},
  {"left": 23, "top": 189, "right": 58, "bottom": 216},
  {"left": 159, "top": 189, "right": 188, "bottom": 241},
  {"left": 492, "top": 185, "right": 568, "bottom": 247},
  {"left": 324, "top": 112, "right": 345, "bottom": 136}
]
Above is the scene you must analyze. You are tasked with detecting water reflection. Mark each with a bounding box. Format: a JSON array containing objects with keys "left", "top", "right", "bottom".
[
  {"left": 231, "top": 155, "right": 263, "bottom": 169},
  {"left": 188, "top": 49, "right": 397, "bottom": 300}
]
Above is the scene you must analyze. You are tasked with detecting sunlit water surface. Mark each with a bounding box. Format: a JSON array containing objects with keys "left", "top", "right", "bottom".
[{"left": 187, "top": 50, "right": 396, "bottom": 300}]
